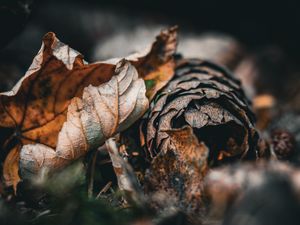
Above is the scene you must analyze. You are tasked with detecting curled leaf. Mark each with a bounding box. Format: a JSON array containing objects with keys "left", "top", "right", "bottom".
[
  {"left": 129, "top": 26, "right": 178, "bottom": 100},
  {"left": 19, "top": 59, "right": 149, "bottom": 179},
  {"left": 0, "top": 27, "right": 177, "bottom": 191}
]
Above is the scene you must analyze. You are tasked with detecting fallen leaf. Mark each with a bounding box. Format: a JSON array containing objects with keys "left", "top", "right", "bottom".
[
  {"left": 144, "top": 126, "right": 208, "bottom": 219},
  {"left": 19, "top": 59, "right": 149, "bottom": 179},
  {"left": 129, "top": 26, "right": 177, "bottom": 100},
  {"left": 0, "top": 27, "right": 177, "bottom": 191}
]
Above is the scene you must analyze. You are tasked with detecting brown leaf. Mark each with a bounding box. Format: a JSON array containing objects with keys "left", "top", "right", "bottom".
[
  {"left": 252, "top": 94, "right": 276, "bottom": 130},
  {"left": 130, "top": 26, "right": 177, "bottom": 100},
  {"left": 3, "top": 147, "right": 20, "bottom": 191},
  {"left": 144, "top": 126, "right": 208, "bottom": 219},
  {"left": 0, "top": 27, "right": 177, "bottom": 191},
  {"left": 103, "top": 26, "right": 177, "bottom": 101},
  {"left": 19, "top": 59, "right": 149, "bottom": 178}
]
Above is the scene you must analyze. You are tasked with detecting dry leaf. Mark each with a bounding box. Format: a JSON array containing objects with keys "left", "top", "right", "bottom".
[
  {"left": 19, "top": 59, "right": 149, "bottom": 179},
  {"left": 0, "top": 27, "right": 177, "bottom": 191},
  {"left": 129, "top": 26, "right": 177, "bottom": 100},
  {"left": 144, "top": 126, "right": 208, "bottom": 219}
]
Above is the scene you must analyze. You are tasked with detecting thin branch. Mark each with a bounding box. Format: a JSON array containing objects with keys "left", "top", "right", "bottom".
[
  {"left": 88, "top": 150, "right": 98, "bottom": 198},
  {"left": 96, "top": 181, "right": 112, "bottom": 200},
  {"left": 105, "top": 137, "right": 145, "bottom": 206}
]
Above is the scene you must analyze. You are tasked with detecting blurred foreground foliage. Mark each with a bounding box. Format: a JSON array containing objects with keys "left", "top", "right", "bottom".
[{"left": 0, "top": 162, "right": 148, "bottom": 225}]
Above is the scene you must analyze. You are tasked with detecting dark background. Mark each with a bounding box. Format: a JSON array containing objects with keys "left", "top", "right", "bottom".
[
  {"left": 1, "top": 0, "right": 300, "bottom": 97},
  {"left": 1, "top": 2, "right": 300, "bottom": 224},
  {"left": 1, "top": 0, "right": 300, "bottom": 55}
]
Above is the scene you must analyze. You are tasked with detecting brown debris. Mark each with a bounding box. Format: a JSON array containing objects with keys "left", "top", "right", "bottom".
[{"left": 144, "top": 126, "right": 209, "bottom": 220}]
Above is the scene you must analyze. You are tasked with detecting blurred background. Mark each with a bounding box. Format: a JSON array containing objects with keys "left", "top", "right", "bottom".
[
  {"left": 1, "top": 1, "right": 300, "bottom": 225},
  {"left": 1, "top": 0, "right": 300, "bottom": 53},
  {"left": 1, "top": 0, "right": 300, "bottom": 100},
  {"left": 2, "top": 0, "right": 300, "bottom": 130},
  {"left": 2, "top": 0, "right": 300, "bottom": 134},
  {"left": 1, "top": 0, "right": 300, "bottom": 85}
]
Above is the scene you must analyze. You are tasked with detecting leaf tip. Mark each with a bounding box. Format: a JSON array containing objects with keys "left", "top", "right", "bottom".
[
  {"left": 42, "top": 32, "right": 57, "bottom": 48},
  {"left": 155, "top": 25, "right": 178, "bottom": 60}
]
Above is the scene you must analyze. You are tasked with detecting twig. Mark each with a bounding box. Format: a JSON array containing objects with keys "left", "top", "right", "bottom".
[
  {"left": 105, "top": 137, "right": 145, "bottom": 206},
  {"left": 96, "top": 181, "right": 112, "bottom": 199},
  {"left": 88, "top": 150, "right": 98, "bottom": 198}
]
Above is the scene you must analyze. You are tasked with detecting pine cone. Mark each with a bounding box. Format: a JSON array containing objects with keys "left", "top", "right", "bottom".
[
  {"left": 141, "top": 58, "right": 258, "bottom": 165},
  {"left": 271, "top": 129, "right": 296, "bottom": 160}
]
